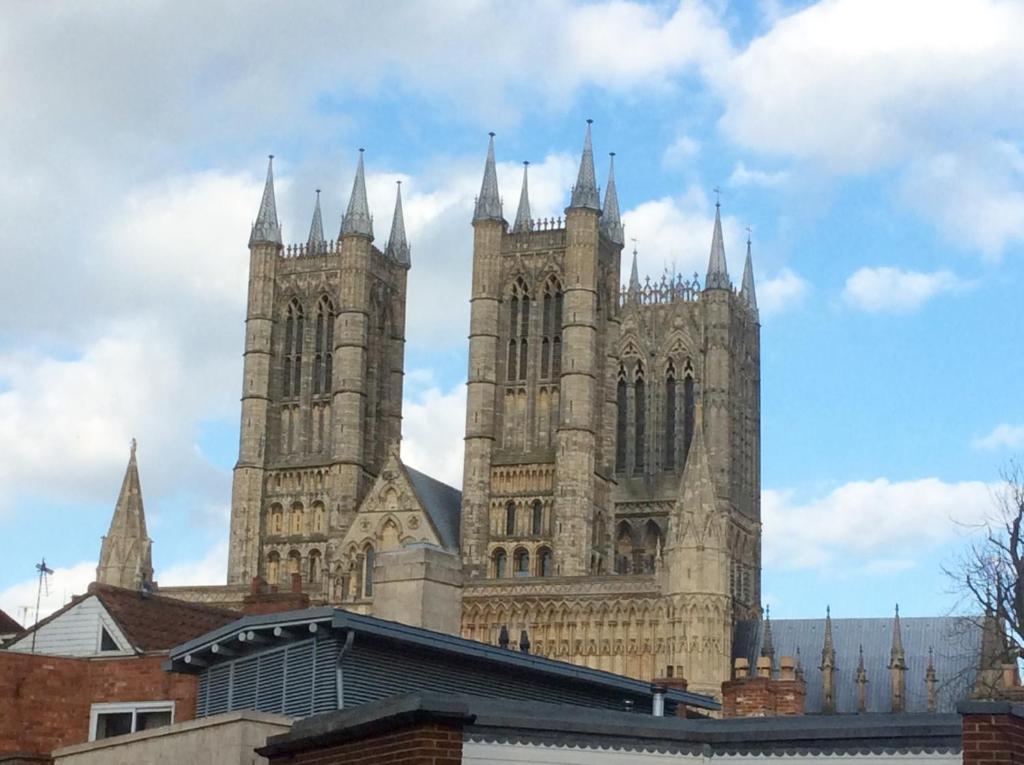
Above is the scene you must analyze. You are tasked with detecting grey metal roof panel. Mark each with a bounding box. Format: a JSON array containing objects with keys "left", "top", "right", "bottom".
[
  {"left": 260, "top": 691, "right": 963, "bottom": 759},
  {"left": 403, "top": 465, "right": 461, "bottom": 550},
  {"left": 734, "top": 617, "right": 981, "bottom": 714}
]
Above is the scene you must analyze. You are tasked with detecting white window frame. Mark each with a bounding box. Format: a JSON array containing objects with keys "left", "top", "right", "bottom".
[{"left": 88, "top": 700, "right": 175, "bottom": 741}]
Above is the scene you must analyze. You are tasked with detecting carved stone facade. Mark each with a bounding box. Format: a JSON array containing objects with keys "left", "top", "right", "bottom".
[{"left": 217, "top": 128, "right": 761, "bottom": 696}]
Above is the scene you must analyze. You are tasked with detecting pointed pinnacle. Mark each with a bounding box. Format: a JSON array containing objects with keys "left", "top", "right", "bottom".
[
  {"left": 341, "top": 149, "right": 373, "bottom": 240},
  {"left": 628, "top": 244, "right": 640, "bottom": 295},
  {"left": 740, "top": 233, "right": 758, "bottom": 316},
  {"left": 307, "top": 190, "right": 325, "bottom": 252},
  {"left": 705, "top": 199, "right": 730, "bottom": 290},
  {"left": 761, "top": 606, "right": 775, "bottom": 661},
  {"left": 890, "top": 603, "right": 906, "bottom": 667},
  {"left": 474, "top": 132, "right": 503, "bottom": 223},
  {"left": 386, "top": 181, "right": 410, "bottom": 266},
  {"left": 821, "top": 605, "right": 835, "bottom": 667},
  {"left": 513, "top": 161, "right": 532, "bottom": 233},
  {"left": 601, "top": 152, "right": 624, "bottom": 244},
  {"left": 569, "top": 119, "right": 600, "bottom": 211},
  {"left": 250, "top": 155, "right": 282, "bottom": 247}
]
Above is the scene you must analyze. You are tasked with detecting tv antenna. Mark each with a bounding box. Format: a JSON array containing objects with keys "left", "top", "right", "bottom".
[{"left": 30, "top": 558, "right": 54, "bottom": 654}]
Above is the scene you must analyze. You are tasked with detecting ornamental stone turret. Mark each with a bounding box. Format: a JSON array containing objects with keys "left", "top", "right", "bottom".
[
  {"left": 97, "top": 439, "right": 154, "bottom": 590},
  {"left": 820, "top": 606, "right": 837, "bottom": 714}
]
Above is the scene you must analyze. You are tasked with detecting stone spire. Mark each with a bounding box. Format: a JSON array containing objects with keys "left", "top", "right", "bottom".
[
  {"left": 890, "top": 603, "right": 907, "bottom": 712},
  {"left": 249, "top": 155, "right": 282, "bottom": 247},
  {"left": 761, "top": 605, "right": 775, "bottom": 665},
  {"left": 512, "top": 161, "right": 532, "bottom": 233},
  {"left": 96, "top": 439, "right": 154, "bottom": 590},
  {"left": 601, "top": 152, "right": 624, "bottom": 244},
  {"left": 925, "top": 646, "right": 938, "bottom": 712},
  {"left": 341, "top": 149, "right": 373, "bottom": 240},
  {"left": 385, "top": 181, "right": 410, "bottom": 266},
  {"left": 307, "top": 189, "right": 325, "bottom": 252},
  {"left": 856, "top": 644, "right": 869, "bottom": 713},
  {"left": 820, "top": 606, "right": 837, "bottom": 714},
  {"left": 569, "top": 120, "right": 600, "bottom": 211},
  {"left": 740, "top": 230, "right": 758, "bottom": 317},
  {"left": 704, "top": 198, "right": 730, "bottom": 290},
  {"left": 626, "top": 243, "right": 641, "bottom": 302},
  {"left": 474, "top": 132, "right": 503, "bottom": 223}
]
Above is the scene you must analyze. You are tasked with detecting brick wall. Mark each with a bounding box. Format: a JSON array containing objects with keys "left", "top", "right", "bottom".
[
  {"left": 266, "top": 723, "right": 462, "bottom": 765},
  {"left": 961, "top": 702, "right": 1024, "bottom": 765},
  {"left": 0, "top": 653, "right": 196, "bottom": 757},
  {"left": 721, "top": 657, "right": 805, "bottom": 718}
]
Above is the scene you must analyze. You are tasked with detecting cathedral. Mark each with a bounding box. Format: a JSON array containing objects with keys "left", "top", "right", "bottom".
[{"left": 98, "top": 123, "right": 762, "bottom": 697}]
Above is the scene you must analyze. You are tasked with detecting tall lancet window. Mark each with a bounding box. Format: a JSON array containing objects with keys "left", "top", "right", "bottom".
[
  {"left": 665, "top": 362, "right": 677, "bottom": 469},
  {"left": 541, "top": 278, "right": 563, "bottom": 380},
  {"left": 634, "top": 364, "right": 646, "bottom": 473},
  {"left": 283, "top": 299, "right": 304, "bottom": 399},
  {"left": 682, "top": 367, "right": 696, "bottom": 465},
  {"left": 615, "top": 367, "right": 627, "bottom": 472},
  {"left": 507, "top": 278, "right": 529, "bottom": 382},
  {"left": 507, "top": 294, "right": 519, "bottom": 381},
  {"left": 313, "top": 296, "right": 335, "bottom": 396}
]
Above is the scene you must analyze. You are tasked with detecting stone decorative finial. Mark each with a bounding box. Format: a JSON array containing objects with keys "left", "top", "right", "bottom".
[
  {"left": 385, "top": 181, "right": 410, "bottom": 266},
  {"left": 820, "top": 606, "right": 837, "bottom": 714},
  {"left": 856, "top": 644, "right": 868, "bottom": 713},
  {"left": 513, "top": 161, "right": 532, "bottom": 233},
  {"left": 569, "top": 120, "right": 600, "bottom": 211},
  {"left": 601, "top": 152, "right": 624, "bottom": 244},
  {"left": 474, "top": 132, "right": 503, "bottom": 223},
  {"left": 249, "top": 155, "right": 282, "bottom": 246},
  {"left": 704, "top": 194, "right": 730, "bottom": 291},
  {"left": 740, "top": 228, "right": 758, "bottom": 318},
  {"left": 341, "top": 149, "right": 373, "bottom": 240},
  {"left": 307, "top": 189, "right": 325, "bottom": 252}
]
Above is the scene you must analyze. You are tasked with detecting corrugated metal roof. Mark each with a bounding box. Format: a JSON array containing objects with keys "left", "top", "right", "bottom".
[
  {"left": 404, "top": 465, "right": 461, "bottom": 551},
  {"left": 734, "top": 617, "right": 981, "bottom": 714}
]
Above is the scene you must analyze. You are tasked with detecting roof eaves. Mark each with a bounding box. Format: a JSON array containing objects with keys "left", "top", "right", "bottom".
[{"left": 168, "top": 607, "right": 337, "bottom": 661}]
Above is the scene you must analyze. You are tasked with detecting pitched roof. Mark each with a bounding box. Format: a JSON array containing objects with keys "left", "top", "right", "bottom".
[
  {"left": 92, "top": 584, "right": 240, "bottom": 651},
  {"left": 733, "top": 616, "right": 982, "bottom": 714},
  {"left": 404, "top": 465, "right": 461, "bottom": 551},
  {"left": 8, "top": 583, "right": 239, "bottom": 653},
  {"left": 0, "top": 606, "right": 22, "bottom": 635}
]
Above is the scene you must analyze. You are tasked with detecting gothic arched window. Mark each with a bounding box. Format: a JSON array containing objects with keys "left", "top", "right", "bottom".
[
  {"left": 508, "top": 279, "right": 529, "bottom": 382},
  {"left": 513, "top": 548, "right": 530, "bottom": 577},
  {"left": 538, "top": 547, "right": 553, "bottom": 577},
  {"left": 492, "top": 548, "right": 507, "bottom": 579},
  {"left": 541, "top": 278, "right": 563, "bottom": 380},
  {"left": 683, "top": 368, "right": 696, "bottom": 466},
  {"left": 634, "top": 365, "right": 646, "bottom": 473},
  {"left": 665, "top": 362, "right": 677, "bottom": 469},
  {"left": 308, "top": 549, "right": 321, "bottom": 583},
  {"left": 531, "top": 500, "right": 543, "bottom": 536},
  {"left": 266, "top": 551, "right": 280, "bottom": 584},
  {"left": 287, "top": 550, "right": 301, "bottom": 576},
  {"left": 313, "top": 296, "right": 335, "bottom": 396},
  {"left": 363, "top": 545, "right": 375, "bottom": 597},
  {"left": 283, "top": 299, "right": 304, "bottom": 399},
  {"left": 505, "top": 501, "right": 516, "bottom": 536},
  {"left": 290, "top": 502, "right": 304, "bottom": 535},
  {"left": 615, "top": 367, "right": 627, "bottom": 472}
]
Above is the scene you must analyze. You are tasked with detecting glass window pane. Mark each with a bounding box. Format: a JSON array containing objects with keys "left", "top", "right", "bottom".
[
  {"left": 96, "top": 712, "right": 133, "bottom": 740},
  {"left": 136, "top": 710, "right": 172, "bottom": 731}
]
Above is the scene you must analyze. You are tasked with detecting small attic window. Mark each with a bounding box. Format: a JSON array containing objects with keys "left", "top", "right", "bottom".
[{"left": 100, "top": 626, "right": 119, "bottom": 652}]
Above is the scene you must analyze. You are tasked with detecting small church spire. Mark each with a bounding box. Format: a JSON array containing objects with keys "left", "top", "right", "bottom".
[
  {"left": 385, "top": 181, "right": 411, "bottom": 267},
  {"left": 569, "top": 120, "right": 600, "bottom": 211},
  {"left": 890, "top": 603, "right": 908, "bottom": 712},
  {"left": 705, "top": 193, "right": 730, "bottom": 290},
  {"left": 761, "top": 605, "right": 775, "bottom": 666},
  {"left": 513, "top": 161, "right": 532, "bottom": 233},
  {"left": 307, "top": 189, "right": 325, "bottom": 252},
  {"left": 249, "top": 155, "right": 282, "bottom": 247},
  {"left": 341, "top": 149, "right": 373, "bottom": 240},
  {"left": 474, "top": 132, "right": 504, "bottom": 223},
  {"left": 820, "top": 605, "right": 837, "bottom": 714},
  {"left": 627, "top": 240, "right": 640, "bottom": 301},
  {"left": 601, "top": 152, "right": 624, "bottom": 244},
  {"left": 96, "top": 439, "right": 154, "bottom": 590},
  {"left": 740, "top": 228, "right": 758, "bottom": 317}
]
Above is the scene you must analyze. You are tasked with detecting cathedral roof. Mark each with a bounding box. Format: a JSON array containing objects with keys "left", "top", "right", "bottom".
[
  {"left": 404, "top": 465, "right": 461, "bottom": 551},
  {"left": 733, "top": 616, "right": 982, "bottom": 714}
]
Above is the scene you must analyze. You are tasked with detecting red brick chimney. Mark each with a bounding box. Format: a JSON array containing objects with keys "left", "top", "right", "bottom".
[{"left": 722, "top": 656, "right": 806, "bottom": 718}]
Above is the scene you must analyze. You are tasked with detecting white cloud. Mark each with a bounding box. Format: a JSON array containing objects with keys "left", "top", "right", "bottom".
[
  {"left": 401, "top": 383, "right": 467, "bottom": 489},
  {"left": 973, "top": 424, "right": 1024, "bottom": 451},
  {"left": 715, "top": 0, "right": 1024, "bottom": 171},
  {"left": 729, "top": 161, "right": 788, "bottom": 188},
  {"left": 763, "top": 477, "right": 995, "bottom": 571},
  {"left": 0, "top": 560, "right": 96, "bottom": 626},
  {"left": 622, "top": 186, "right": 742, "bottom": 284},
  {"left": 662, "top": 134, "right": 701, "bottom": 167},
  {"left": 758, "top": 268, "right": 808, "bottom": 315},
  {"left": 842, "top": 266, "right": 963, "bottom": 313},
  {"left": 160, "top": 542, "right": 230, "bottom": 588}
]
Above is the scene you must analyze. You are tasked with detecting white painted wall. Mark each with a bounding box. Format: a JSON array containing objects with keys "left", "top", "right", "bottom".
[
  {"left": 463, "top": 741, "right": 962, "bottom": 765},
  {"left": 6, "top": 596, "right": 133, "bottom": 657}
]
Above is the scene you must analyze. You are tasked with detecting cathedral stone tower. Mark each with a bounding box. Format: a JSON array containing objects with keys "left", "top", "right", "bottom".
[
  {"left": 97, "top": 439, "right": 154, "bottom": 589},
  {"left": 459, "top": 124, "right": 761, "bottom": 691},
  {"left": 226, "top": 153, "right": 410, "bottom": 598}
]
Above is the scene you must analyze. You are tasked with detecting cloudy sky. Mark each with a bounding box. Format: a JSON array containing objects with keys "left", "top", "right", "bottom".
[{"left": 2, "top": 0, "right": 1022, "bottom": 625}]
